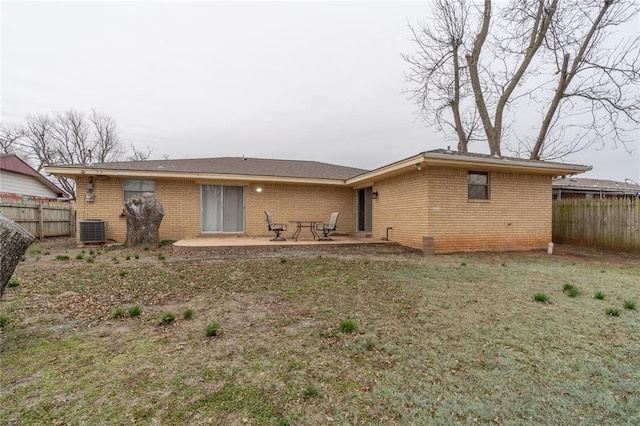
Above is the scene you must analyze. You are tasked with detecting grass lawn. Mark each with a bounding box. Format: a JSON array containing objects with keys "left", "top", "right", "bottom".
[{"left": 1, "top": 239, "right": 639, "bottom": 424}]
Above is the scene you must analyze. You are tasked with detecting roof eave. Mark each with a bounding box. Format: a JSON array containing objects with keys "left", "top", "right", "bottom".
[
  {"left": 46, "top": 152, "right": 592, "bottom": 188},
  {"left": 422, "top": 152, "right": 592, "bottom": 175},
  {"left": 44, "top": 166, "right": 348, "bottom": 186},
  {"left": 346, "top": 154, "right": 425, "bottom": 186},
  {"left": 346, "top": 152, "right": 591, "bottom": 185}
]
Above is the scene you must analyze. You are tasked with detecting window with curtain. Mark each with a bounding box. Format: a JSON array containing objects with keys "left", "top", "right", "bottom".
[{"left": 123, "top": 180, "right": 155, "bottom": 202}]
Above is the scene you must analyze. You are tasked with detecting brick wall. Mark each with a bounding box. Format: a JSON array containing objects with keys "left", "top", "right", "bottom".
[
  {"left": 370, "top": 169, "right": 429, "bottom": 248},
  {"left": 73, "top": 167, "right": 552, "bottom": 252},
  {"left": 425, "top": 167, "right": 552, "bottom": 253},
  {"left": 370, "top": 166, "right": 552, "bottom": 253},
  {"left": 245, "top": 182, "right": 354, "bottom": 238},
  {"left": 157, "top": 179, "right": 202, "bottom": 239},
  {"left": 75, "top": 175, "right": 128, "bottom": 242},
  {"left": 74, "top": 176, "right": 354, "bottom": 243}
]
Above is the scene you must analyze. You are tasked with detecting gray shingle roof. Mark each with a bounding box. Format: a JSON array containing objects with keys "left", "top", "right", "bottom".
[
  {"left": 58, "top": 157, "right": 369, "bottom": 180},
  {"left": 553, "top": 177, "right": 640, "bottom": 193}
]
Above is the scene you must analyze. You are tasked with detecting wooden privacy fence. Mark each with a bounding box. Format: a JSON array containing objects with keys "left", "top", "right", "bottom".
[
  {"left": 553, "top": 199, "right": 640, "bottom": 252},
  {"left": 0, "top": 200, "right": 75, "bottom": 239}
]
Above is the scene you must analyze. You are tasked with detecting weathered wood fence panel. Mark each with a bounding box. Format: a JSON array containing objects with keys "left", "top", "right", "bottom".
[
  {"left": 553, "top": 199, "right": 640, "bottom": 252},
  {"left": 0, "top": 201, "right": 75, "bottom": 239}
]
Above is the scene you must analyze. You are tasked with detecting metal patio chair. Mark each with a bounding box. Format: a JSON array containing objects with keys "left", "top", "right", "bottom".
[
  {"left": 265, "top": 211, "right": 287, "bottom": 241},
  {"left": 316, "top": 212, "right": 340, "bottom": 241}
]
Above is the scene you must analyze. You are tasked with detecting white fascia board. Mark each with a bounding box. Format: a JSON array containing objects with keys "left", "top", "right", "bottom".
[
  {"left": 422, "top": 152, "right": 592, "bottom": 175},
  {"left": 44, "top": 167, "right": 347, "bottom": 186}
]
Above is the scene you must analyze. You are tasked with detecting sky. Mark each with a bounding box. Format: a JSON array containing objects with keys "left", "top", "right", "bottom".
[{"left": 1, "top": 1, "right": 639, "bottom": 182}]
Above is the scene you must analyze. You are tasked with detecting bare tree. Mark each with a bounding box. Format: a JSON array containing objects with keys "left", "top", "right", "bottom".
[
  {"left": 405, "top": 0, "right": 640, "bottom": 160},
  {"left": 89, "top": 109, "right": 125, "bottom": 162},
  {"left": 21, "top": 109, "right": 127, "bottom": 198},
  {"left": 51, "top": 110, "right": 92, "bottom": 166},
  {"left": 21, "top": 113, "right": 55, "bottom": 170}
]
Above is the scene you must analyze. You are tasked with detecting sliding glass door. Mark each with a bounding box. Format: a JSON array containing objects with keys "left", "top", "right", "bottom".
[
  {"left": 356, "top": 187, "right": 372, "bottom": 232},
  {"left": 201, "top": 185, "right": 245, "bottom": 232}
]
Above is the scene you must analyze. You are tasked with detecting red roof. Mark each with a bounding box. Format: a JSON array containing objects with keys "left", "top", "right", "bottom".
[{"left": 0, "top": 154, "right": 69, "bottom": 198}]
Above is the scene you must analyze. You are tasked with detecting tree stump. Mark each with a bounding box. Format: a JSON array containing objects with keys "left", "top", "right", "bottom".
[
  {"left": 125, "top": 193, "right": 164, "bottom": 247},
  {"left": 0, "top": 214, "right": 35, "bottom": 298}
]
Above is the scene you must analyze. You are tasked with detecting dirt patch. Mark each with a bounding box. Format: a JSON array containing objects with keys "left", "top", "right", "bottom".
[{"left": 552, "top": 244, "right": 640, "bottom": 268}]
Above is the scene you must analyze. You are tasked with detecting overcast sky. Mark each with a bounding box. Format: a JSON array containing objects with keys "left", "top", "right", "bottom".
[{"left": 1, "top": 1, "right": 638, "bottom": 182}]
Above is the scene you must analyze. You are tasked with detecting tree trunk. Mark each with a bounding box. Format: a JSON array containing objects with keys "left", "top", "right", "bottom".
[
  {"left": 466, "top": 0, "right": 499, "bottom": 155},
  {"left": 0, "top": 214, "right": 35, "bottom": 298},
  {"left": 451, "top": 43, "right": 469, "bottom": 153},
  {"left": 125, "top": 193, "right": 164, "bottom": 247}
]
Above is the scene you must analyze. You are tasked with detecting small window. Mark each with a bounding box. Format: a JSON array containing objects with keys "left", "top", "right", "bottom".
[
  {"left": 124, "top": 180, "right": 155, "bottom": 201},
  {"left": 468, "top": 172, "right": 489, "bottom": 200}
]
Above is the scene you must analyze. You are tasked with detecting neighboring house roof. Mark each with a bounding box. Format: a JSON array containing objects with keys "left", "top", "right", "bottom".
[
  {"left": 553, "top": 177, "right": 640, "bottom": 196},
  {"left": 0, "top": 154, "right": 69, "bottom": 198},
  {"left": 44, "top": 149, "right": 592, "bottom": 185}
]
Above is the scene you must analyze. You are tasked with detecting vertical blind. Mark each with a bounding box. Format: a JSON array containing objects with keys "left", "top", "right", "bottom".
[{"left": 201, "top": 185, "right": 244, "bottom": 232}]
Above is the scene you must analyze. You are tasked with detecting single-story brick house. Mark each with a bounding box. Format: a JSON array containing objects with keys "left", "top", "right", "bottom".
[{"left": 45, "top": 149, "right": 590, "bottom": 253}]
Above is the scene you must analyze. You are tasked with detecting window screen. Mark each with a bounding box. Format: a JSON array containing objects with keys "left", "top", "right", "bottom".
[{"left": 468, "top": 172, "right": 489, "bottom": 200}]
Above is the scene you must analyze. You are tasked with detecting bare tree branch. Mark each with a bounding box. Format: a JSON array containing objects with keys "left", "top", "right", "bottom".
[
  {"left": 89, "top": 109, "right": 125, "bottom": 163},
  {"left": 0, "top": 125, "right": 25, "bottom": 154},
  {"left": 403, "top": 0, "right": 479, "bottom": 152},
  {"left": 22, "top": 114, "right": 55, "bottom": 171},
  {"left": 127, "top": 144, "right": 152, "bottom": 161}
]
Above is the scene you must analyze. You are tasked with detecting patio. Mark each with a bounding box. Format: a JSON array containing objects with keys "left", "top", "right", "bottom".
[{"left": 172, "top": 235, "right": 394, "bottom": 253}]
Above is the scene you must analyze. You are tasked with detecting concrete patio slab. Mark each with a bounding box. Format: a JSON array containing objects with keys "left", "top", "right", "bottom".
[{"left": 173, "top": 235, "right": 392, "bottom": 253}]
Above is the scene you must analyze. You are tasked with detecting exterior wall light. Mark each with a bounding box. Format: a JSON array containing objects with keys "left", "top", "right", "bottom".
[
  {"left": 256, "top": 187, "right": 263, "bottom": 193},
  {"left": 371, "top": 190, "right": 379, "bottom": 199}
]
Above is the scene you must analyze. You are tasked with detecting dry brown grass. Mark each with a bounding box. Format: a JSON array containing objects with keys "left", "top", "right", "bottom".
[{"left": 1, "top": 239, "right": 639, "bottom": 424}]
